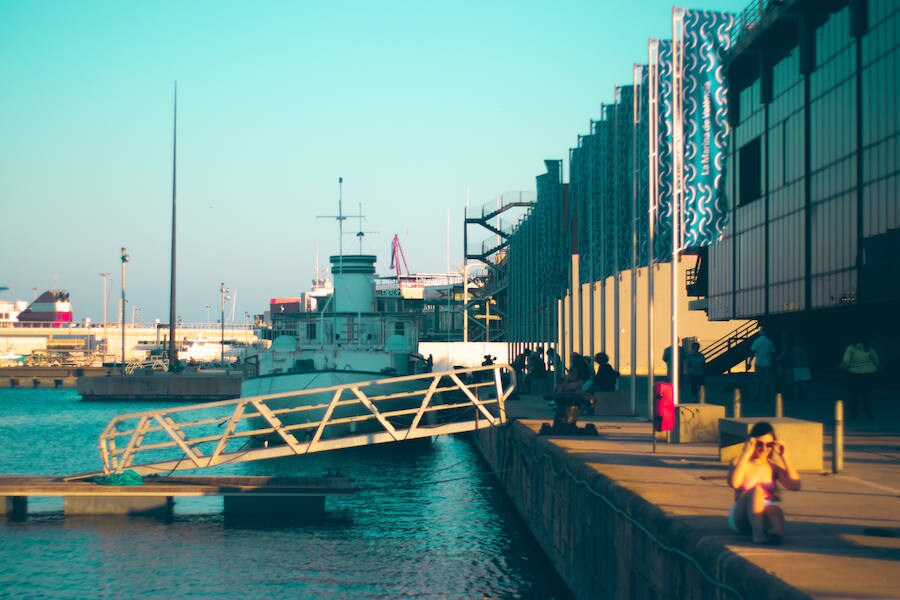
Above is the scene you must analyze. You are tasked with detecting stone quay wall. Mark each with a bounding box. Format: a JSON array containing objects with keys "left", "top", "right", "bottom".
[{"left": 471, "top": 421, "right": 804, "bottom": 600}]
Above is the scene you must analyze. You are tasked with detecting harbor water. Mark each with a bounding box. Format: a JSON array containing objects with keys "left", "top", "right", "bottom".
[{"left": 0, "top": 389, "right": 571, "bottom": 599}]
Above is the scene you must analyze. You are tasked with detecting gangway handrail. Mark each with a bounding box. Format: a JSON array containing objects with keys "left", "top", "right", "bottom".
[{"left": 79, "top": 364, "right": 515, "bottom": 479}]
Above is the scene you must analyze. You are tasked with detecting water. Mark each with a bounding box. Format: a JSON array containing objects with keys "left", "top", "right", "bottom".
[{"left": 0, "top": 389, "right": 570, "bottom": 599}]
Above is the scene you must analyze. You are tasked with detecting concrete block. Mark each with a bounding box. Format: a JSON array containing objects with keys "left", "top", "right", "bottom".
[
  {"left": 592, "top": 391, "right": 632, "bottom": 416},
  {"left": 674, "top": 403, "right": 725, "bottom": 443},
  {"left": 3, "top": 496, "right": 27, "bottom": 520},
  {"left": 719, "top": 417, "right": 823, "bottom": 471},
  {"left": 64, "top": 495, "right": 174, "bottom": 517}
]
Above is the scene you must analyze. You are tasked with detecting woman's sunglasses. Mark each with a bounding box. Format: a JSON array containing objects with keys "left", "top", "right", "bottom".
[{"left": 756, "top": 441, "right": 776, "bottom": 450}]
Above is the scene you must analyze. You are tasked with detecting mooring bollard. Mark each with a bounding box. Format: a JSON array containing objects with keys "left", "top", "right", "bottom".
[
  {"left": 775, "top": 392, "right": 783, "bottom": 418},
  {"left": 833, "top": 400, "right": 844, "bottom": 474},
  {"left": 699, "top": 384, "right": 706, "bottom": 404},
  {"left": 733, "top": 388, "right": 741, "bottom": 418}
]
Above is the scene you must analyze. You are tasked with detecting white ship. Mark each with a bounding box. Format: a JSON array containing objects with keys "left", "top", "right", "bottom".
[{"left": 241, "top": 254, "right": 429, "bottom": 438}]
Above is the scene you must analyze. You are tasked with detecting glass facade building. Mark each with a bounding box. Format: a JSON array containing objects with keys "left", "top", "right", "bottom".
[{"left": 709, "top": 0, "right": 900, "bottom": 336}]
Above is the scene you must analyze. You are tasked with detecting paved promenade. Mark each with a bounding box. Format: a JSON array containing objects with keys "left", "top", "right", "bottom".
[{"left": 506, "top": 375, "right": 900, "bottom": 599}]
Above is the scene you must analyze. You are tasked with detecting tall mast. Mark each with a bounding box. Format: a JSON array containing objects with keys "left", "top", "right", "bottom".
[{"left": 168, "top": 82, "right": 178, "bottom": 371}]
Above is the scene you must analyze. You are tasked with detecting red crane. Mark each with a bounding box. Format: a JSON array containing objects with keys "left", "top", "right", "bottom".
[{"left": 389, "top": 234, "right": 411, "bottom": 281}]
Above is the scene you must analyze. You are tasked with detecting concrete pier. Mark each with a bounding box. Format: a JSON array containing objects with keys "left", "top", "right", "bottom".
[
  {"left": 77, "top": 372, "right": 243, "bottom": 401},
  {"left": 1, "top": 475, "right": 355, "bottom": 520},
  {"left": 472, "top": 394, "right": 900, "bottom": 599},
  {"left": 0, "top": 366, "right": 109, "bottom": 389}
]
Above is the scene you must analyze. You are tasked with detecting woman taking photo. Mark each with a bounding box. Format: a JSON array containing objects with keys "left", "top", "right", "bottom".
[{"left": 728, "top": 421, "right": 801, "bottom": 544}]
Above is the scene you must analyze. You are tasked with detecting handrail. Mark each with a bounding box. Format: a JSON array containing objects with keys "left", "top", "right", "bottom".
[
  {"left": 85, "top": 364, "right": 515, "bottom": 478},
  {"left": 733, "top": 0, "right": 790, "bottom": 49},
  {"left": 700, "top": 321, "right": 760, "bottom": 363}
]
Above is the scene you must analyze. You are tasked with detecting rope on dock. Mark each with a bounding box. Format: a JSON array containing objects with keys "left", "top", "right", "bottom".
[{"left": 93, "top": 469, "right": 144, "bottom": 486}]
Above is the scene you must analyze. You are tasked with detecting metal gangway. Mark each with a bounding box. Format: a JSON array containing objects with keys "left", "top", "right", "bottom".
[{"left": 85, "top": 364, "right": 515, "bottom": 478}]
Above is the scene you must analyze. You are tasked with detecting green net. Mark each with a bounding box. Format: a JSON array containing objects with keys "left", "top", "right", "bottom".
[{"left": 93, "top": 469, "right": 144, "bottom": 486}]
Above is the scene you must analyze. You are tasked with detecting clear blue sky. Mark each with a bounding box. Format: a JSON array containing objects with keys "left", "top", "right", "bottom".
[{"left": 0, "top": 0, "right": 749, "bottom": 324}]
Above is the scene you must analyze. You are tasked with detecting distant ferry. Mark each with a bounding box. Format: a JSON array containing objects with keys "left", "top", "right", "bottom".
[{"left": 0, "top": 290, "right": 73, "bottom": 328}]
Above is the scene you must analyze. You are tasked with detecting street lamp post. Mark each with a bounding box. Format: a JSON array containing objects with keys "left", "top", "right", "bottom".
[
  {"left": 120, "top": 247, "right": 129, "bottom": 375},
  {"left": 220, "top": 282, "right": 230, "bottom": 364},
  {"left": 99, "top": 272, "right": 110, "bottom": 360},
  {"left": 205, "top": 304, "right": 211, "bottom": 325}
]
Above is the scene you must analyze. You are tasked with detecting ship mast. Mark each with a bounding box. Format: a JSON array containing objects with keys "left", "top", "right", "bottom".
[
  {"left": 167, "top": 82, "right": 178, "bottom": 372},
  {"left": 317, "top": 176, "right": 347, "bottom": 273}
]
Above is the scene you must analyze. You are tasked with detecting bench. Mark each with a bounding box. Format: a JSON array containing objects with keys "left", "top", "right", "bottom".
[{"left": 718, "top": 417, "right": 823, "bottom": 471}]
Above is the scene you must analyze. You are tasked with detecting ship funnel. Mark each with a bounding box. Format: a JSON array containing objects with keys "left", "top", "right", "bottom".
[{"left": 330, "top": 255, "right": 375, "bottom": 313}]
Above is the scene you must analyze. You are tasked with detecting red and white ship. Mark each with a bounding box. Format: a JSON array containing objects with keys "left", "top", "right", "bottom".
[{"left": 6, "top": 290, "right": 73, "bottom": 327}]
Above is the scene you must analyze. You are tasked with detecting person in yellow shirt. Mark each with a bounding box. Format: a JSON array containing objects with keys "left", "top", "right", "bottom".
[{"left": 839, "top": 341, "right": 880, "bottom": 419}]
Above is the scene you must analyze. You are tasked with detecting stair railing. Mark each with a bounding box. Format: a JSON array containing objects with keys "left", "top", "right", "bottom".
[{"left": 700, "top": 321, "right": 761, "bottom": 364}]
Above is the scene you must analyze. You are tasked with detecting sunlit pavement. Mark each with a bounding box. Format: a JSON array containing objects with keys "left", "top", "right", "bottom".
[{"left": 503, "top": 374, "right": 900, "bottom": 599}]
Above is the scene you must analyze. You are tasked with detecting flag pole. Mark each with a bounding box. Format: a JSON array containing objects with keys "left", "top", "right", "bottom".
[
  {"left": 671, "top": 8, "right": 685, "bottom": 408},
  {"left": 168, "top": 82, "right": 178, "bottom": 372},
  {"left": 630, "top": 65, "right": 641, "bottom": 417},
  {"left": 648, "top": 40, "right": 659, "bottom": 452}
]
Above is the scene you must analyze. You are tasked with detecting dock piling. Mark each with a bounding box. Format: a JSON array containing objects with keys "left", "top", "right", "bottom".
[{"left": 833, "top": 400, "right": 844, "bottom": 474}]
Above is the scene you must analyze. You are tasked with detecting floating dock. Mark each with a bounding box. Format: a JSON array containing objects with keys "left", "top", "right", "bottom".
[
  {"left": 1, "top": 475, "right": 356, "bottom": 520},
  {"left": 77, "top": 372, "right": 243, "bottom": 401},
  {"left": 0, "top": 366, "right": 110, "bottom": 389}
]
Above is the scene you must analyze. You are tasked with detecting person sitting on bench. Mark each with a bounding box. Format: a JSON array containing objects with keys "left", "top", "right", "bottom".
[{"left": 587, "top": 352, "right": 619, "bottom": 393}]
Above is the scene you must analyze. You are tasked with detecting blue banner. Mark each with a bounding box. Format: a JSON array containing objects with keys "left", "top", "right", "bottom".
[
  {"left": 679, "top": 9, "right": 734, "bottom": 249},
  {"left": 602, "top": 105, "right": 617, "bottom": 278},
  {"left": 615, "top": 86, "right": 635, "bottom": 273},
  {"left": 654, "top": 40, "right": 674, "bottom": 263},
  {"left": 634, "top": 64, "right": 650, "bottom": 268},
  {"left": 569, "top": 143, "right": 589, "bottom": 283},
  {"left": 586, "top": 123, "right": 606, "bottom": 282}
]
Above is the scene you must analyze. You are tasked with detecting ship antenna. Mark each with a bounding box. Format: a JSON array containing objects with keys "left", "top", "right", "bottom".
[
  {"left": 351, "top": 202, "right": 377, "bottom": 253},
  {"left": 317, "top": 177, "right": 349, "bottom": 283},
  {"left": 336, "top": 177, "right": 343, "bottom": 281},
  {"left": 168, "top": 81, "right": 178, "bottom": 372}
]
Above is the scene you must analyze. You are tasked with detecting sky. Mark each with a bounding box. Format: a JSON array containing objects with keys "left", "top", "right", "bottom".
[{"left": 0, "top": 0, "right": 749, "bottom": 325}]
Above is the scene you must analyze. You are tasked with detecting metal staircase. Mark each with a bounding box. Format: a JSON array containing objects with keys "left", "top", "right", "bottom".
[
  {"left": 85, "top": 364, "right": 514, "bottom": 478},
  {"left": 464, "top": 192, "right": 536, "bottom": 341},
  {"left": 701, "top": 321, "right": 760, "bottom": 375}
]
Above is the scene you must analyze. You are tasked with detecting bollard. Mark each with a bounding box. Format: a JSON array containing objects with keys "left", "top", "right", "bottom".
[
  {"left": 833, "top": 400, "right": 844, "bottom": 474},
  {"left": 733, "top": 388, "right": 742, "bottom": 418},
  {"left": 699, "top": 384, "right": 706, "bottom": 404},
  {"left": 775, "top": 392, "right": 783, "bottom": 418}
]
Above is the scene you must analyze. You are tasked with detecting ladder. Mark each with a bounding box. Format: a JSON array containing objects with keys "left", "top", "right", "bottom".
[{"left": 87, "top": 364, "right": 515, "bottom": 478}]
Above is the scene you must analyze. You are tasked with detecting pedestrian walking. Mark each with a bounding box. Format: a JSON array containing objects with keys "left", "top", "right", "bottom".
[
  {"left": 750, "top": 327, "right": 777, "bottom": 406},
  {"left": 839, "top": 340, "right": 879, "bottom": 419},
  {"left": 685, "top": 341, "right": 706, "bottom": 401}
]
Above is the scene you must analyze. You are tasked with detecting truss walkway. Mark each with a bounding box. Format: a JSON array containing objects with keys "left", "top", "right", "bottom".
[{"left": 84, "top": 364, "right": 515, "bottom": 478}]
